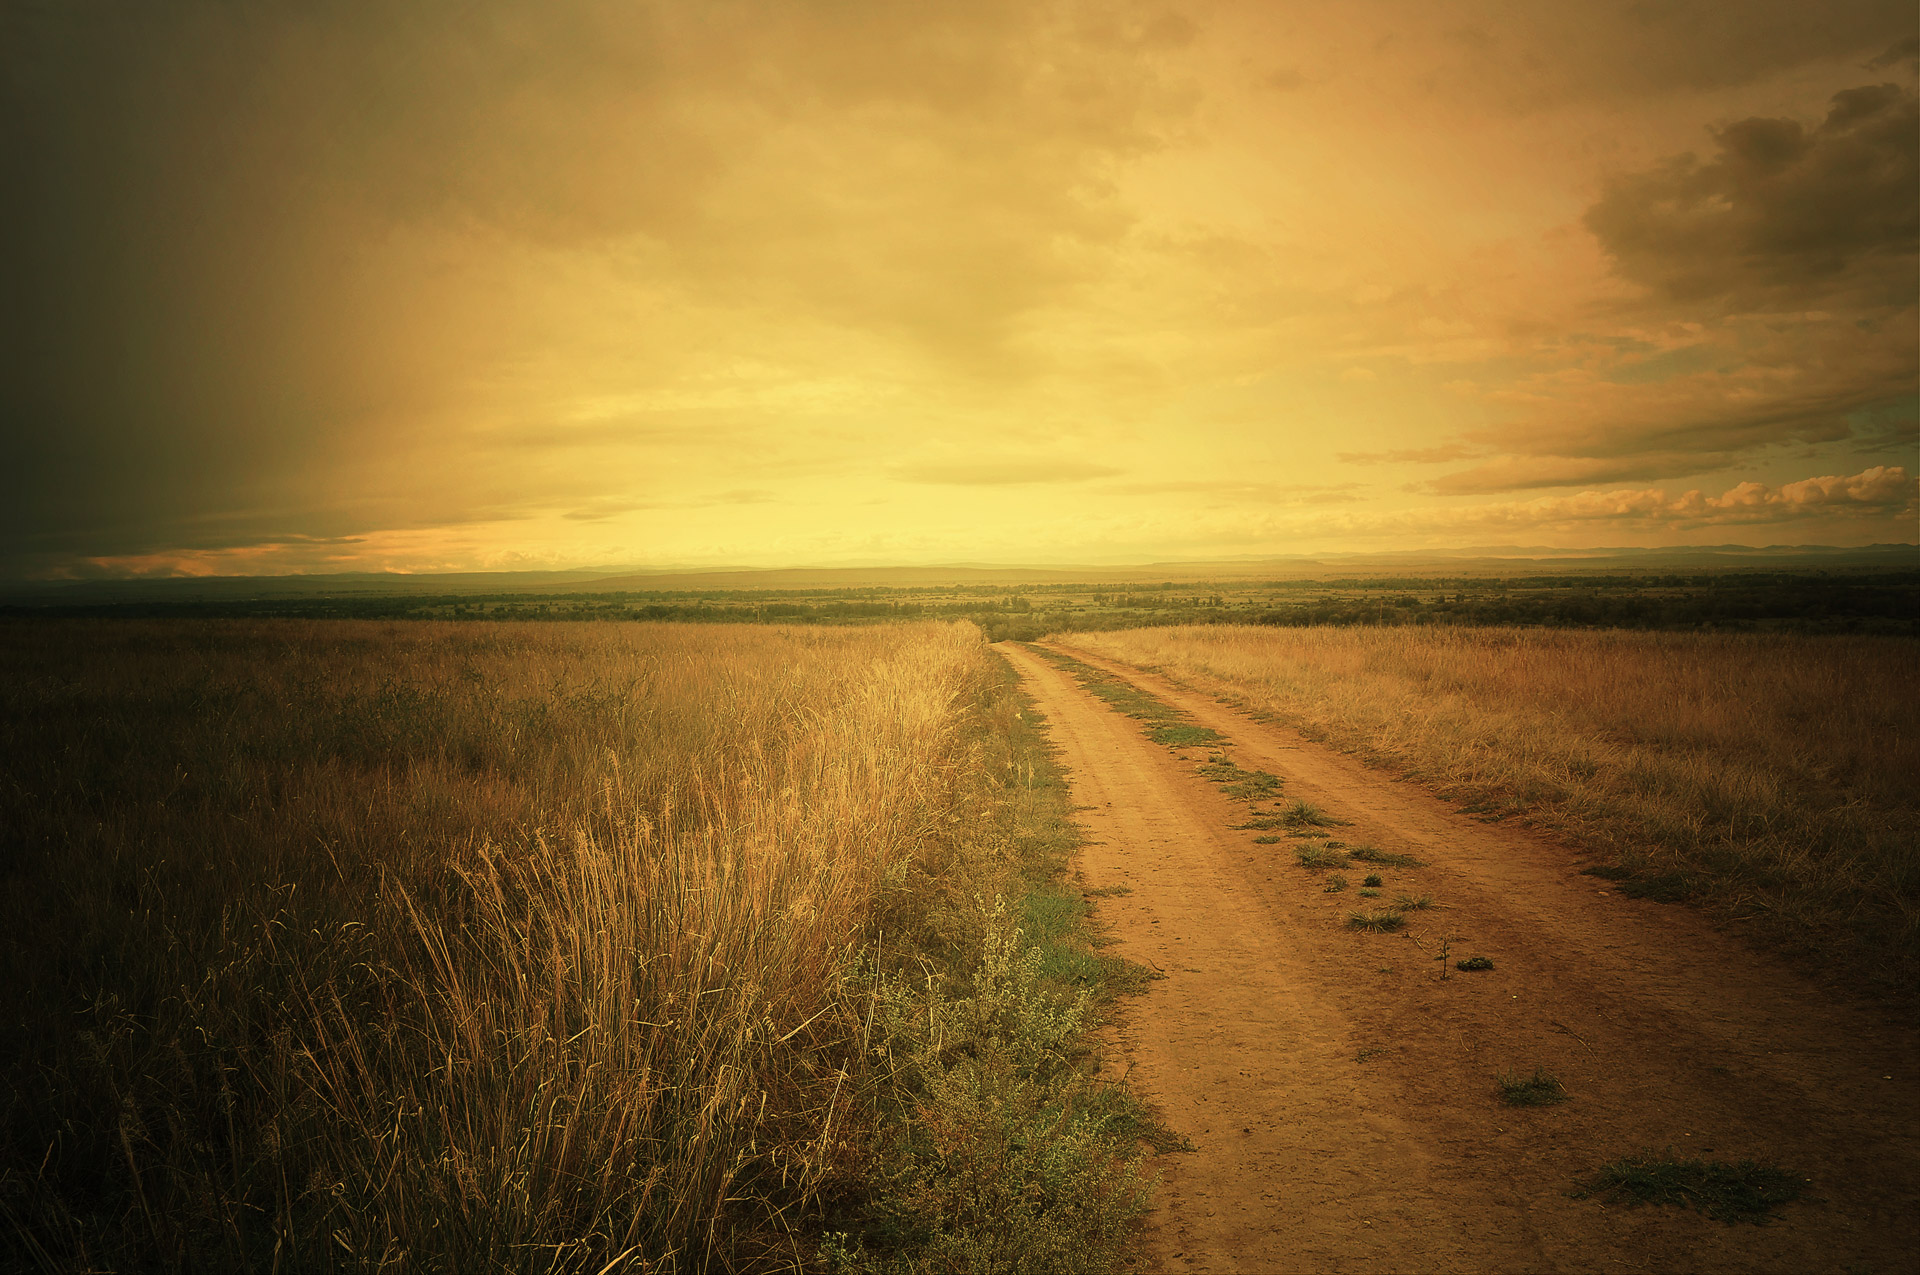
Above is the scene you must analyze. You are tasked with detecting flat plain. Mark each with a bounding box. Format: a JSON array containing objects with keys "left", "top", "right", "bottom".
[{"left": 3, "top": 614, "right": 1914, "bottom": 1272}]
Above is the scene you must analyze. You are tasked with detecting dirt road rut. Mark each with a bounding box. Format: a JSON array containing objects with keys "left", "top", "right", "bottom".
[{"left": 995, "top": 640, "right": 1916, "bottom": 1274}]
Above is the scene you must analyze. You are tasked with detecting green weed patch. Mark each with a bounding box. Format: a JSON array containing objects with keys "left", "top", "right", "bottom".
[
  {"left": 1029, "top": 647, "right": 1222, "bottom": 750},
  {"left": 1295, "top": 844, "right": 1348, "bottom": 870},
  {"left": 1497, "top": 1067, "right": 1567, "bottom": 1106},
  {"left": 1347, "top": 844, "right": 1425, "bottom": 868},
  {"left": 1346, "top": 910, "right": 1406, "bottom": 933},
  {"left": 1574, "top": 1151, "right": 1803, "bottom": 1224}
]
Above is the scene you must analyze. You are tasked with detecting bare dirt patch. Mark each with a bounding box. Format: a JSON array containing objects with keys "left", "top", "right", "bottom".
[{"left": 996, "top": 640, "right": 1917, "bottom": 1274}]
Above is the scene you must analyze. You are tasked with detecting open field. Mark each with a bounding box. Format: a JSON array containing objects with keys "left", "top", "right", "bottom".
[
  {"left": 0, "top": 620, "right": 1150, "bottom": 1273},
  {"left": 1057, "top": 625, "right": 1920, "bottom": 994}
]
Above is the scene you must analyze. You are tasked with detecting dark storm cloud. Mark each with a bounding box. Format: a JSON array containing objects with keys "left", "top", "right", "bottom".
[
  {"left": 1410, "top": 77, "right": 1920, "bottom": 498},
  {"left": 0, "top": 0, "right": 1191, "bottom": 573},
  {"left": 1359, "top": 0, "right": 1913, "bottom": 111},
  {"left": 1584, "top": 83, "right": 1919, "bottom": 307}
]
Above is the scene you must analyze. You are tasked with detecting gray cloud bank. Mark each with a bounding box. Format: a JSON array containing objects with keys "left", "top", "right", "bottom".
[
  {"left": 1585, "top": 81, "right": 1918, "bottom": 308},
  {"left": 1423, "top": 75, "right": 1918, "bottom": 498}
]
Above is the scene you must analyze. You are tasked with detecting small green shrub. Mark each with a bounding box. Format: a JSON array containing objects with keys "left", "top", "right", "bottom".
[
  {"left": 1323, "top": 874, "right": 1348, "bottom": 894},
  {"left": 1456, "top": 956, "right": 1494, "bottom": 971},
  {"left": 1362, "top": 875, "right": 1383, "bottom": 888}
]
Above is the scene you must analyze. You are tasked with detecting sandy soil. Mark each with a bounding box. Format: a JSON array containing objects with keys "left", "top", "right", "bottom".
[{"left": 994, "top": 641, "right": 1918, "bottom": 1275}]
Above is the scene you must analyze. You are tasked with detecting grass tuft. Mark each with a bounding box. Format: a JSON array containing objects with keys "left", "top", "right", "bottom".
[
  {"left": 1282, "top": 799, "right": 1338, "bottom": 828},
  {"left": 1295, "top": 844, "right": 1348, "bottom": 870},
  {"left": 1347, "top": 845, "right": 1426, "bottom": 868},
  {"left": 1392, "top": 894, "right": 1434, "bottom": 911},
  {"left": 1346, "top": 910, "right": 1405, "bottom": 933},
  {"left": 1573, "top": 1150, "right": 1803, "bottom": 1224},
  {"left": 1323, "top": 874, "right": 1349, "bottom": 894},
  {"left": 1456, "top": 955, "right": 1494, "bottom": 971},
  {"left": 1497, "top": 1066, "right": 1567, "bottom": 1106}
]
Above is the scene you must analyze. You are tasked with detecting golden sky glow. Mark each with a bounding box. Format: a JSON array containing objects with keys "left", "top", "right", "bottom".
[{"left": 5, "top": 1, "right": 1916, "bottom": 576}]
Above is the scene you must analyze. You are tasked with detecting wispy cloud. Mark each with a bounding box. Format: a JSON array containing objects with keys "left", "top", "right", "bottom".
[
  {"left": 1338, "top": 445, "right": 1482, "bottom": 466},
  {"left": 1428, "top": 466, "right": 1914, "bottom": 532},
  {"left": 890, "top": 459, "right": 1123, "bottom": 486}
]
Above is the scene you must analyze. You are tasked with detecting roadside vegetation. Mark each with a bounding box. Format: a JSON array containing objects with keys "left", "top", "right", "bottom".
[
  {"left": 0, "top": 620, "right": 1151, "bottom": 1273},
  {"left": 1059, "top": 626, "right": 1920, "bottom": 994}
]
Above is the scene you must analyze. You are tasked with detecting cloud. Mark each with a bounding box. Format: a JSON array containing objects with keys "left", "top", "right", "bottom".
[
  {"left": 1427, "top": 453, "right": 1737, "bottom": 494},
  {"left": 1439, "top": 465, "right": 1914, "bottom": 530},
  {"left": 1338, "top": 444, "right": 1482, "bottom": 466},
  {"left": 1866, "top": 34, "right": 1919, "bottom": 72},
  {"left": 1585, "top": 82, "right": 1919, "bottom": 308},
  {"left": 1110, "top": 479, "right": 1367, "bottom": 502},
  {"left": 0, "top": 0, "right": 1196, "bottom": 570},
  {"left": 891, "top": 458, "right": 1124, "bottom": 486}
]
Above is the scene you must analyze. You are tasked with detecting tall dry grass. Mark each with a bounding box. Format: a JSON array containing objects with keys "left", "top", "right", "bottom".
[
  {"left": 1060, "top": 625, "right": 1920, "bottom": 990},
  {"left": 0, "top": 619, "right": 1072, "bottom": 1271}
]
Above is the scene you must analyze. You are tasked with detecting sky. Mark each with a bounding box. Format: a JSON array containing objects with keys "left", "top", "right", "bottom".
[{"left": 3, "top": 0, "right": 1916, "bottom": 577}]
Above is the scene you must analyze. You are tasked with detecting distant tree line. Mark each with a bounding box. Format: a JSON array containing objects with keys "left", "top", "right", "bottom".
[{"left": 7, "top": 571, "right": 1915, "bottom": 637}]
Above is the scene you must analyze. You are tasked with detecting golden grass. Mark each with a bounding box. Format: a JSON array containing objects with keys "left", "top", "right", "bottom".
[
  {"left": 0, "top": 619, "right": 1143, "bottom": 1271},
  {"left": 1060, "top": 625, "right": 1920, "bottom": 990}
]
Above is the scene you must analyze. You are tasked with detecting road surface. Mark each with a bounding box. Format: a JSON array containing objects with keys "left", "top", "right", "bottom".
[{"left": 995, "top": 640, "right": 1917, "bottom": 1274}]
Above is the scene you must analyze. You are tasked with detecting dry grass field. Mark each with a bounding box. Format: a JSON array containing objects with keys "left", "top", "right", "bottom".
[
  {"left": 0, "top": 620, "right": 1148, "bottom": 1273},
  {"left": 1059, "top": 625, "right": 1920, "bottom": 992}
]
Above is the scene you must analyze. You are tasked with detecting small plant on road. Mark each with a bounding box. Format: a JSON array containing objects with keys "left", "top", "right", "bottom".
[
  {"left": 1456, "top": 956, "right": 1494, "bottom": 971},
  {"left": 1574, "top": 1150, "right": 1802, "bottom": 1224},
  {"left": 1346, "top": 910, "right": 1405, "bottom": 933},
  {"left": 1282, "top": 799, "right": 1336, "bottom": 828},
  {"left": 1497, "top": 1067, "right": 1567, "bottom": 1106},
  {"left": 1404, "top": 929, "right": 1459, "bottom": 977},
  {"left": 1196, "top": 757, "right": 1281, "bottom": 801},
  {"left": 1295, "top": 844, "right": 1347, "bottom": 870},
  {"left": 1348, "top": 844, "right": 1425, "bottom": 868}
]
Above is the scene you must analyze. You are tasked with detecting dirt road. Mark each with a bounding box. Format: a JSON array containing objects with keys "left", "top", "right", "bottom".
[{"left": 995, "top": 640, "right": 1917, "bottom": 1274}]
